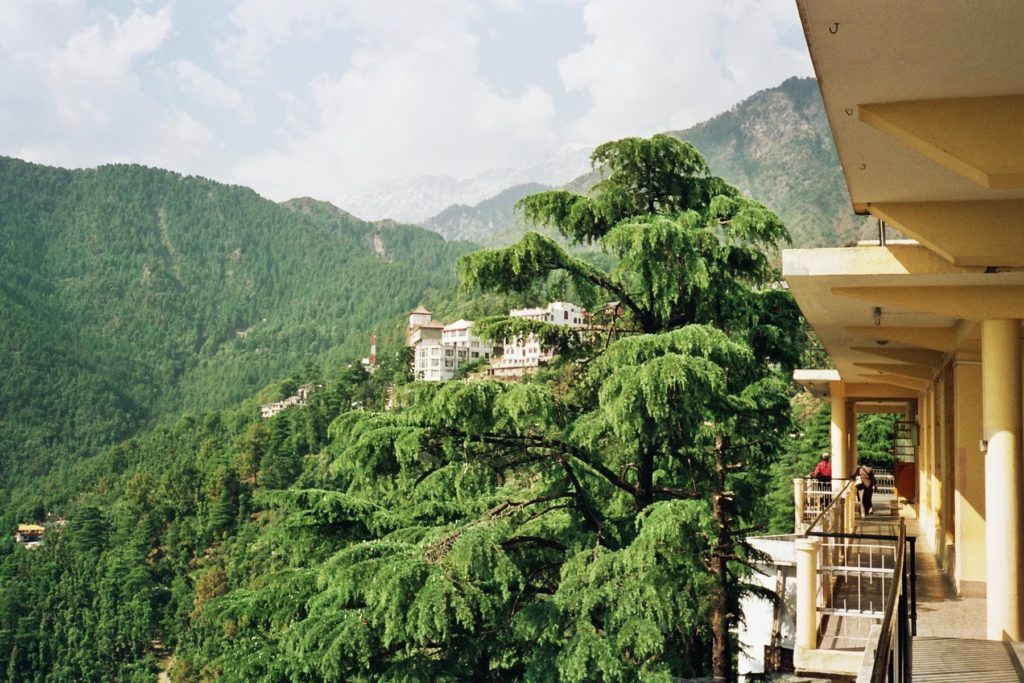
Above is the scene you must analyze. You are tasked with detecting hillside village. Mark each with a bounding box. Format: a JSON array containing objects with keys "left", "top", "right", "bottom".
[{"left": 259, "top": 301, "right": 595, "bottom": 419}]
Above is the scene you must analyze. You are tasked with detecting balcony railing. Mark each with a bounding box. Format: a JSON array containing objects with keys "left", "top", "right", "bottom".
[{"left": 792, "top": 473, "right": 915, "bottom": 680}]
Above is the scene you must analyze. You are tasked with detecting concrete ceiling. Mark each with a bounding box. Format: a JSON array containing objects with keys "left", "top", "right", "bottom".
[
  {"left": 787, "top": 1, "right": 1024, "bottom": 393},
  {"left": 798, "top": 0, "right": 1024, "bottom": 206}
]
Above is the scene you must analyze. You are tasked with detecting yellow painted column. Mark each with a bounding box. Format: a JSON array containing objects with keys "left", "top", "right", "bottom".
[
  {"left": 983, "top": 319, "right": 1023, "bottom": 641},
  {"left": 921, "top": 386, "right": 934, "bottom": 532},
  {"left": 939, "top": 365, "right": 953, "bottom": 567},
  {"left": 847, "top": 402, "right": 858, "bottom": 533},
  {"left": 830, "top": 383, "right": 848, "bottom": 486},
  {"left": 954, "top": 357, "right": 985, "bottom": 596},
  {"left": 847, "top": 402, "right": 858, "bottom": 471},
  {"left": 795, "top": 537, "right": 820, "bottom": 653},
  {"left": 932, "top": 382, "right": 943, "bottom": 542}
]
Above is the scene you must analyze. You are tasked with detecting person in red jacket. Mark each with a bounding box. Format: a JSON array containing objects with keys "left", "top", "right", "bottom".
[
  {"left": 809, "top": 453, "right": 833, "bottom": 507},
  {"left": 810, "top": 453, "right": 832, "bottom": 483}
]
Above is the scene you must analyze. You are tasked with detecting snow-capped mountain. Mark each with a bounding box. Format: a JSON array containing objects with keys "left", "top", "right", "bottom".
[{"left": 337, "top": 143, "right": 594, "bottom": 223}]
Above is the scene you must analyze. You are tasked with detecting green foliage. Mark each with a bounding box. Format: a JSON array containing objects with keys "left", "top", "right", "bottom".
[
  {"left": 167, "top": 136, "right": 804, "bottom": 681},
  {"left": 0, "top": 358, "right": 389, "bottom": 682},
  {"left": 0, "top": 136, "right": 812, "bottom": 682}
]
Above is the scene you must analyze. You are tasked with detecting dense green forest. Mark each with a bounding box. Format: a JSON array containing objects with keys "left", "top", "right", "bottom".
[
  {"left": 0, "top": 158, "right": 472, "bottom": 484},
  {"left": 0, "top": 139, "right": 900, "bottom": 682}
]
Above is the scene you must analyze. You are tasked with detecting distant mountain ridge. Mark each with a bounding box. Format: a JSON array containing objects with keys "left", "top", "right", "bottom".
[
  {"left": 671, "top": 77, "right": 864, "bottom": 248},
  {"left": 421, "top": 78, "right": 865, "bottom": 248},
  {"left": 425, "top": 182, "right": 548, "bottom": 244},
  {"left": 336, "top": 144, "right": 593, "bottom": 223}
]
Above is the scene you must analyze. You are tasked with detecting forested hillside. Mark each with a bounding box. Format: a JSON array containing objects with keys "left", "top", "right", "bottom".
[
  {"left": 0, "top": 136, "right": 903, "bottom": 682},
  {"left": 0, "top": 158, "right": 472, "bottom": 484},
  {"left": 672, "top": 77, "right": 865, "bottom": 248}
]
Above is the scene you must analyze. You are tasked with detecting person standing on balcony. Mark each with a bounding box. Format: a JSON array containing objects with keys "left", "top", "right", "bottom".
[
  {"left": 809, "top": 453, "right": 833, "bottom": 507},
  {"left": 809, "top": 452, "right": 831, "bottom": 483},
  {"left": 852, "top": 463, "right": 875, "bottom": 515}
]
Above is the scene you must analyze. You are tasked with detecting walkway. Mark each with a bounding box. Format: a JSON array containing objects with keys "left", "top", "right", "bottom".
[
  {"left": 900, "top": 503, "right": 1024, "bottom": 681},
  {"left": 815, "top": 494, "right": 1024, "bottom": 680}
]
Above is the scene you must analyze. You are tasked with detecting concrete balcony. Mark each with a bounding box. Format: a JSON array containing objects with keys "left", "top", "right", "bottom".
[{"left": 741, "top": 476, "right": 1024, "bottom": 681}]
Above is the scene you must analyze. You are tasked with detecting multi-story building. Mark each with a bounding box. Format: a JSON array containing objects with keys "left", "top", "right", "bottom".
[
  {"left": 491, "top": 302, "right": 588, "bottom": 379},
  {"left": 739, "top": 5, "right": 1024, "bottom": 680},
  {"left": 259, "top": 384, "right": 319, "bottom": 419},
  {"left": 407, "top": 309, "right": 495, "bottom": 381}
]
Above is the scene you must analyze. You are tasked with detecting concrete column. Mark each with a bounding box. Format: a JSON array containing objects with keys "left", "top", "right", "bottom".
[
  {"left": 795, "top": 537, "right": 821, "bottom": 652},
  {"left": 920, "top": 387, "right": 933, "bottom": 530},
  {"left": 848, "top": 402, "right": 858, "bottom": 473},
  {"left": 847, "top": 403, "right": 858, "bottom": 533},
  {"left": 830, "top": 383, "right": 848, "bottom": 488},
  {"left": 794, "top": 477, "right": 806, "bottom": 533},
  {"left": 982, "top": 319, "right": 1023, "bottom": 641},
  {"left": 954, "top": 357, "right": 985, "bottom": 596},
  {"left": 940, "top": 365, "right": 954, "bottom": 562}
]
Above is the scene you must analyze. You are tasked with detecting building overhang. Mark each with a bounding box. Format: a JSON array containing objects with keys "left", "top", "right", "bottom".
[
  {"left": 791, "top": 1, "right": 1024, "bottom": 393},
  {"left": 785, "top": 243, "right": 1024, "bottom": 390}
]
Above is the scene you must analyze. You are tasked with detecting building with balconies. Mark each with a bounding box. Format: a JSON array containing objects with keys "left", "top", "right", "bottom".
[{"left": 740, "top": 3, "right": 1024, "bottom": 681}]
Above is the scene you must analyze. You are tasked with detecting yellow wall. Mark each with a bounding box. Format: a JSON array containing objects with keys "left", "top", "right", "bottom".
[{"left": 954, "top": 358, "right": 986, "bottom": 594}]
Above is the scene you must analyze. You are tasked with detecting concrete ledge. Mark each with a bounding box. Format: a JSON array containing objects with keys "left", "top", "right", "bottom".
[{"left": 795, "top": 645, "right": 863, "bottom": 677}]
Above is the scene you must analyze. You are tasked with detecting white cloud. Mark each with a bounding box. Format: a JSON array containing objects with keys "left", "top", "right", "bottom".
[
  {"left": 175, "top": 60, "right": 255, "bottom": 122},
  {"left": 221, "top": 0, "right": 349, "bottom": 72},
  {"left": 559, "top": 0, "right": 812, "bottom": 143},
  {"left": 232, "top": 0, "right": 558, "bottom": 200},
  {"left": 49, "top": 7, "right": 172, "bottom": 125},
  {"left": 0, "top": 0, "right": 84, "bottom": 53},
  {"left": 52, "top": 7, "right": 171, "bottom": 87},
  {"left": 166, "top": 110, "right": 214, "bottom": 151},
  {"left": 0, "top": 0, "right": 813, "bottom": 219}
]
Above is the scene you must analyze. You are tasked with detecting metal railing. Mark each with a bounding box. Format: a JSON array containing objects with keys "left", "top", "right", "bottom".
[
  {"left": 874, "top": 471, "right": 895, "bottom": 496},
  {"left": 802, "top": 477, "right": 836, "bottom": 523},
  {"left": 800, "top": 480, "right": 915, "bottom": 673},
  {"left": 861, "top": 518, "right": 913, "bottom": 683}
]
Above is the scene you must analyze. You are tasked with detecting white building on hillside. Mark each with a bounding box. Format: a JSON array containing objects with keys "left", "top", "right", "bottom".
[
  {"left": 407, "top": 309, "right": 496, "bottom": 381},
  {"left": 491, "top": 302, "right": 589, "bottom": 380}
]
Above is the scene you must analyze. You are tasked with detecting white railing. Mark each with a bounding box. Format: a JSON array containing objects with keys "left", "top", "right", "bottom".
[
  {"left": 803, "top": 478, "right": 835, "bottom": 523},
  {"left": 818, "top": 537, "right": 898, "bottom": 646},
  {"left": 874, "top": 469, "right": 895, "bottom": 496}
]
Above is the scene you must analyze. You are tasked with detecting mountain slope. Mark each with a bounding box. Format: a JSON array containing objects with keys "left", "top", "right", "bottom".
[
  {"left": 0, "top": 158, "right": 472, "bottom": 482},
  {"left": 336, "top": 145, "right": 593, "bottom": 223},
  {"left": 422, "top": 77, "right": 865, "bottom": 248},
  {"left": 671, "top": 76, "right": 864, "bottom": 248},
  {"left": 424, "top": 182, "right": 548, "bottom": 243}
]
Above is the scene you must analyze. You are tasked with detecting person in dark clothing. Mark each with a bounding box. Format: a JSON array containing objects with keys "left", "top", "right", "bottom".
[{"left": 852, "top": 463, "right": 875, "bottom": 515}]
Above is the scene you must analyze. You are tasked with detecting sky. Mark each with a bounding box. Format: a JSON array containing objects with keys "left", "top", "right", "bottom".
[{"left": 0, "top": 0, "right": 813, "bottom": 207}]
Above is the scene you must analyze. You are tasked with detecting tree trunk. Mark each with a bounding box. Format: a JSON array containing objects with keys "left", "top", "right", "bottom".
[
  {"left": 711, "top": 433, "right": 733, "bottom": 682},
  {"left": 636, "top": 445, "right": 654, "bottom": 510}
]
